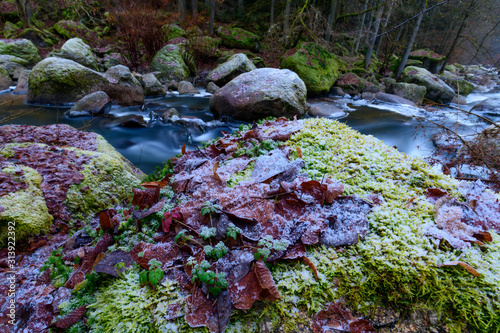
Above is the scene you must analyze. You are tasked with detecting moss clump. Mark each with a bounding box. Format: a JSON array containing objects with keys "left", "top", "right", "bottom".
[
  {"left": 150, "top": 44, "right": 191, "bottom": 83},
  {"left": 281, "top": 42, "right": 343, "bottom": 96},
  {"left": 217, "top": 26, "right": 259, "bottom": 51},
  {"left": 0, "top": 164, "right": 53, "bottom": 246},
  {"left": 0, "top": 38, "right": 41, "bottom": 65}
]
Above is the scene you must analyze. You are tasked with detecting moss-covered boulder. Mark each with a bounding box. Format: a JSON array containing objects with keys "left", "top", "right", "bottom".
[
  {"left": 216, "top": 26, "right": 259, "bottom": 51},
  {"left": 0, "top": 54, "right": 28, "bottom": 79},
  {"left": 402, "top": 66, "right": 456, "bottom": 104},
  {"left": 0, "top": 38, "right": 41, "bottom": 65},
  {"left": 439, "top": 70, "right": 475, "bottom": 96},
  {"left": 27, "top": 57, "right": 108, "bottom": 105},
  {"left": 0, "top": 66, "right": 12, "bottom": 90},
  {"left": 0, "top": 124, "right": 144, "bottom": 245},
  {"left": 210, "top": 68, "right": 307, "bottom": 121},
  {"left": 281, "top": 42, "right": 342, "bottom": 96},
  {"left": 387, "top": 81, "right": 427, "bottom": 105},
  {"left": 162, "top": 24, "right": 186, "bottom": 41},
  {"left": 141, "top": 73, "right": 166, "bottom": 96},
  {"left": 2, "top": 21, "right": 18, "bottom": 38},
  {"left": 14, "top": 28, "right": 58, "bottom": 48},
  {"left": 104, "top": 65, "right": 144, "bottom": 106},
  {"left": 54, "top": 20, "right": 91, "bottom": 39},
  {"left": 409, "top": 49, "right": 446, "bottom": 74},
  {"left": 150, "top": 44, "right": 191, "bottom": 83},
  {"left": 333, "top": 72, "right": 366, "bottom": 95},
  {"left": 49, "top": 38, "right": 99, "bottom": 71},
  {"left": 206, "top": 53, "right": 257, "bottom": 87}
]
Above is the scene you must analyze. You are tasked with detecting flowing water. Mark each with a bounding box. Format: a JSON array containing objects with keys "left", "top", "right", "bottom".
[{"left": 1, "top": 87, "right": 498, "bottom": 174}]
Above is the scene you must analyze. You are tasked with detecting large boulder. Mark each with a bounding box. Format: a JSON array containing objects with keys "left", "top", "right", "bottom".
[
  {"left": 104, "top": 65, "right": 144, "bottom": 106},
  {"left": 216, "top": 26, "right": 259, "bottom": 51},
  {"left": 408, "top": 49, "right": 446, "bottom": 74},
  {"left": 206, "top": 53, "right": 257, "bottom": 87},
  {"left": 54, "top": 20, "right": 91, "bottom": 39},
  {"left": 0, "top": 38, "right": 41, "bottom": 65},
  {"left": 402, "top": 66, "right": 456, "bottom": 104},
  {"left": 49, "top": 38, "right": 99, "bottom": 71},
  {"left": 150, "top": 44, "right": 191, "bottom": 83},
  {"left": 334, "top": 73, "right": 366, "bottom": 95},
  {"left": 386, "top": 82, "right": 427, "bottom": 105},
  {"left": 141, "top": 73, "right": 166, "bottom": 96},
  {"left": 0, "top": 54, "right": 28, "bottom": 79},
  {"left": 0, "top": 67, "right": 12, "bottom": 90},
  {"left": 66, "top": 91, "right": 111, "bottom": 117},
  {"left": 27, "top": 57, "right": 108, "bottom": 105},
  {"left": 0, "top": 124, "right": 144, "bottom": 246},
  {"left": 281, "top": 42, "right": 343, "bottom": 96},
  {"left": 438, "top": 70, "right": 475, "bottom": 96},
  {"left": 209, "top": 68, "right": 307, "bottom": 121}
]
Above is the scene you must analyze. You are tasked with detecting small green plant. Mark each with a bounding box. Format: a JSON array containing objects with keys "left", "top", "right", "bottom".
[
  {"left": 226, "top": 223, "right": 242, "bottom": 240},
  {"left": 255, "top": 236, "right": 290, "bottom": 261},
  {"left": 201, "top": 201, "right": 222, "bottom": 216},
  {"left": 191, "top": 260, "right": 228, "bottom": 296},
  {"left": 139, "top": 259, "right": 164, "bottom": 289},
  {"left": 40, "top": 248, "right": 73, "bottom": 288},
  {"left": 204, "top": 242, "right": 229, "bottom": 260},
  {"left": 174, "top": 229, "right": 193, "bottom": 245},
  {"left": 200, "top": 226, "right": 216, "bottom": 240}
]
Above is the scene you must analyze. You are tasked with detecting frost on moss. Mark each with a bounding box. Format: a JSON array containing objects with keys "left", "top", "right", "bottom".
[{"left": 0, "top": 164, "right": 52, "bottom": 246}]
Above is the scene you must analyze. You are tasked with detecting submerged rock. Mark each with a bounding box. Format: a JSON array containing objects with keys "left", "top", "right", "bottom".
[
  {"left": 210, "top": 68, "right": 307, "bottom": 121},
  {"left": 402, "top": 66, "right": 456, "bottom": 104},
  {"left": 116, "top": 114, "right": 148, "bottom": 128},
  {"left": 375, "top": 92, "right": 416, "bottom": 107},
  {"left": 206, "top": 53, "right": 257, "bottom": 87},
  {"left": 159, "top": 107, "right": 181, "bottom": 122},
  {"left": 67, "top": 91, "right": 111, "bottom": 117}
]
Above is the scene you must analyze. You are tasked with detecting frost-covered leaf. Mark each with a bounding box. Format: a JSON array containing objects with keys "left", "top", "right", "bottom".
[
  {"left": 253, "top": 261, "right": 280, "bottom": 301},
  {"left": 94, "top": 250, "right": 134, "bottom": 277},
  {"left": 130, "top": 241, "right": 180, "bottom": 270},
  {"left": 47, "top": 305, "right": 87, "bottom": 329},
  {"left": 311, "top": 301, "right": 375, "bottom": 333},
  {"left": 132, "top": 186, "right": 160, "bottom": 210},
  {"left": 438, "top": 261, "right": 481, "bottom": 277}
]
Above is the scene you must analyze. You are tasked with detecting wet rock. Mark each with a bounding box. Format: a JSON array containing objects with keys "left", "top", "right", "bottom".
[
  {"left": 375, "top": 92, "right": 416, "bottom": 107},
  {"left": 471, "top": 98, "right": 499, "bottom": 113},
  {"left": 0, "top": 38, "right": 41, "bottom": 65},
  {"left": 334, "top": 73, "right": 367, "bottom": 95},
  {"left": 172, "top": 116, "right": 206, "bottom": 129},
  {"left": 329, "top": 86, "right": 346, "bottom": 97},
  {"left": 104, "top": 65, "right": 144, "bottom": 106},
  {"left": 66, "top": 91, "right": 111, "bottom": 117},
  {"left": 206, "top": 53, "right": 257, "bottom": 87},
  {"left": 210, "top": 68, "right": 307, "bottom": 121},
  {"left": 48, "top": 38, "right": 99, "bottom": 71},
  {"left": 141, "top": 73, "right": 166, "bottom": 96},
  {"left": 0, "top": 54, "right": 28, "bottom": 79},
  {"left": 150, "top": 44, "right": 191, "bottom": 83},
  {"left": 159, "top": 108, "right": 181, "bottom": 122},
  {"left": 402, "top": 66, "right": 455, "bottom": 104},
  {"left": 386, "top": 82, "right": 426, "bottom": 105},
  {"left": 0, "top": 67, "right": 12, "bottom": 90},
  {"left": 361, "top": 92, "right": 376, "bottom": 101},
  {"left": 308, "top": 99, "right": 346, "bottom": 118},
  {"left": 117, "top": 114, "right": 148, "bottom": 128},
  {"left": 14, "top": 69, "right": 30, "bottom": 94},
  {"left": 439, "top": 70, "right": 475, "bottom": 96},
  {"left": 452, "top": 95, "right": 467, "bottom": 105},
  {"left": 178, "top": 80, "right": 199, "bottom": 94},
  {"left": 167, "top": 80, "right": 179, "bottom": 91},
  {"left": 206, "top": 81, "right": 220, "bottom": 94}
]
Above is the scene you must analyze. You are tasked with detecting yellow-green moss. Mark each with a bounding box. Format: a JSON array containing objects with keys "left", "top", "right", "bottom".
[{"left": 0, "top": 164, "right": 52, "bottom": 246}]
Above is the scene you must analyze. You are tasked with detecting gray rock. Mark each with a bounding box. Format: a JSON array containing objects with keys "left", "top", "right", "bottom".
[
  {"left": 451, "top": 95, "right": 467, "bottom": 105},
  {"left": 0, "top": 39, "right": 41, "bottom": 65},
  {"left": 402, "top": 66, "right": 455, "bottom": 103},
  {"left": 102, "top": 53, "right": 123, "bottom": 71},
  {"left": 329, "top": 86, "right": 346, "bottom": 97},
  {"left": 361, "top": 92, "right": 376, "bottom": 101},
  {"left": 13, "top": 69, "right": 30, "bottom": 94},
  {"left": 471, "top": 98, "right": 499, "bottom": 113},
  {"left": 141, "top": 73, "right": 166, "bottom": 96},
  {"left": 50, "top": 38, "right": 99, "bottom": 71},
  {"left": 178, "top": 81, "right": 199, "bottom": 95},
  {"left": 150, "top": 44, "right": 191, "bottom": 83},
  {"left": 67, "top": 91, "right": 111, "bottom": 117},
  {"left": 206, "top": 53, "right": 257, "bottom": 87},
  {"left": 206, "top": 81, "right": 219, "bottom": 94},
  {"left": 0, "top": 67, "right": 13, "bottom": 90},
  {"left": 308, "top": 101, "right": 346, "bottom": 118},
  {"left": 116, "top": 115, "right": 148, "bottom": 128},
  {"left": 210, "top": 68, "right": 307, "bottom": 121},
  {"left": 375, "top": 92, "right": 416, "bottom": 107},
  {"left": 167, "top": 80, "right": 179, "bottom": 91},
  {"left": 104, "top": 65, "right": 144, "bottom": 106},
  {"left": 159, "top": 108, "right": 181, "bottom": 122},
  {"left": 387, "top": 82, "right": 427, "bottom": 105},
  {"left": 0, "top": 54, "right": 28, "bottom": 79}
]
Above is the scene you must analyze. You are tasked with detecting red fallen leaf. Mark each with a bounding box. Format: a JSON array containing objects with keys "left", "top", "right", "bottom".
[
  {"left": 36, "top": 268, "right": 51, "bottom": 286},
  {"left": 312, "top": 301, "right": 376, "bottom": 333},
  {"left": 253, "top": 261, "right": 280, "bottom": 301},
  {"left": 185, "top": 289, "right": 215, "bottom": 328},
  {"left": 134, "top": 198, "right": 166, "bottom": 221},
  {"left": 426, "top": 188, "right": 448, "bottom": 203},
  {"left": 164, "top": 302, "right": 184, "bottom": 320},
  {"left": 140, "top": 181, "right": 169, "bottom": 189},
  {"left": 162, "top": 207, "right": 183, "bottom": 232},
  {"left": 99, "top": 209, "right": 117, "bottom": 231},
  {"left": 438, "top": 261, "right": 481, "bottom": 277},
  {"left": 47, "top": 305, "right": 87, "bottom": 329},
  {"left": 93, "top": 250, "right": 134, "bottom": 277},
  {"left": 473, "top": 231, "right": 493, "bottom": 243},
  {"left": 132, "top": 187, "right": 160, "bottom": 210},
  {"left": 282, "top": 243, "right": 307, "bottom": 260},
  {"left": 228, "top": 268, "right": 263, "bottom": 310},
  {"left": 182, "top": 143, "right": 187, "bottom": 155}
]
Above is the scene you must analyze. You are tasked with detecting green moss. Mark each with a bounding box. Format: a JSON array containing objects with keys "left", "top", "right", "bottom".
[
  {"left": 217, "top": 26, "right": 259, "bottom": 51},
  {"left": 0, "top": 164, "right": 52, "bottom": 246},
  {"left": 40, "top": 248, "right": 74, "bottom": 288},
  {"left": 281, "top": 43, "right": 343, "bottom": 96},
  {"left": 150, "top": 44, "right": 191, "bottom": 83},
  {"left": 227, "top": 161, "right": 255, "bottom": 188},
  {"left": 0, "top": 38, "right": 41, "bottom": 64}
]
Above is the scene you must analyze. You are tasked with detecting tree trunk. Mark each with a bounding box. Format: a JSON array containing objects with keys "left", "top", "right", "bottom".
[
  {"left": 238, "top": 0, "right": 244, "bottom": 16},
  {"left": 192, "top": 0, "right": 198, "bottom": 22},
  {"left": 178, "top": 0, "right": 186, "bottom": 21},
  {"left": 15, "top": 0, "right": 30, "bottom": 28},
  {"left": 284, "top": 0, "right": 291, "bottom": 40},
  {"left": 209, "top": 0, "right": 215, "bottom": 35},
  {"left": 396, "top": 0, "right": 427, "bottom": 79},
  {"left": 364, "top": 0, "right": 385, "bottom": 70},
  {"left": 270, "top": 0, "right": 275, "bottom": 26},
  {"left": 325, "top": 0, "right": 338, "bottom": 42},
  {"left": 441, "top": 0, "right": 476, "bottom": 72},
  {"left": 354, "top": 0, "right": 369, "bottom": 53},
  {"left": 374, "top": 0, "right": 394, "bottom": 56}
]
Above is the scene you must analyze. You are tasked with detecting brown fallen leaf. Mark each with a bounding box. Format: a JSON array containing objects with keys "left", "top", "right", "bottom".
[
  {"left": 140, "top": 181, "right": 169, "bottom": 189},
  {"left": 253, "top": 261, "right": 281, "bottom": 301},
  {"left": 302, "top": 257, "right": 319, "bottom": 280},
  {"left": 438, "top": 261, "right": 481, "bottom": 277},
  {"left": 473, "top": 231, "right": 493, "bottom": 243},
  {"left": 212, "top": 161, "right": 223, "bottom": 183},
  {"left": 182, "top": 143, "right": 187, "bottom": 155},
  {"left": 296, "top": 147, "right": 303, "bottom": 158},
  {"left": 47, "top": 305, "right": 87, "bottom": 330},
  {"left": 311, "top": 301, "right": 376, "bottom": 333}
]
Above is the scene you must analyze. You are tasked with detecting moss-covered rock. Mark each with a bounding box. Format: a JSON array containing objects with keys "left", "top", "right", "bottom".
[
  {"left": 162, "top": 24, "right": 186, "bottom": 41},
  {"left": 0, "top": 38, "right": 41, "bottom": 65},
  {"left": 0, "top": 66, "right": 12, "bottom": 89},
  {"left": 333, "top": 72, "right": 366, "bottom": 95},
  {"left": 104, "top": 65, "right": 144, "bottom": 106},
  {"left": 0, "top": 164, "right": 52, "bottom": 246},
  {"left": 386, "top": 81, "right": 427, "bottom": 105},
  {"left": 14, "top": 28, "right": 59, "bottom": 47},
  {"left": 281, "top": 42, "right": 343, "bottom": 96},
  {"left": 0, "top": 54, "right": 28, "bottom": 79},
  {"left": 27, "top": 57, "right": 108, "bottom": 105},
  {"left": 402, "top": 66, "right": 456, "bottom": 104},
  {"left": 206, "top": 53, "right": 256, "bottom": 87},
  {"left": 2, "top": 21, "right": 18, "bottom": 38},
  {"left": 439, "top": 70, "right": 475, "bottom": 96},
  {"left": 150, "top": 44, "right": 191, "bottom": 83},
  {"left": 54, "top": 20, "right": 91, "bottom": 39},
  {"left": 49, "top": 38, "right": 99, "bottom": 71},
  {"left": 216, "top": 26, "right": 259, "bottom": 51},
  {"left": 409, "top": 49, "right": 446, "bottom": 74}
]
